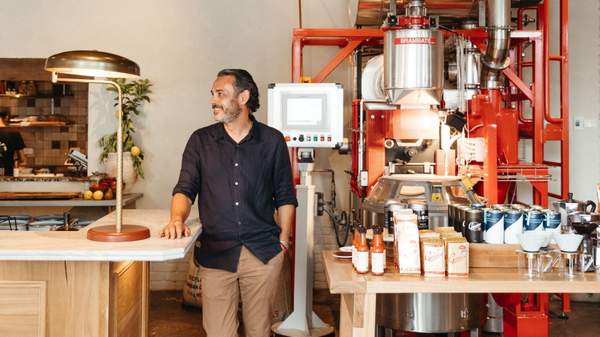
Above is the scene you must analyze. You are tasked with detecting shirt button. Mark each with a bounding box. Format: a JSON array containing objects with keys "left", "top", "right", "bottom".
[
  {"left": 235, "top": 202, "right": 239, "bottom": 206},
  {"left": 234, "top": 181, "right": 239, "bottom": 186},
  {"left": 234, "top": 163, "right": 239, "bottom": 167},
  {"left": 237, "top": 221, "right": 241, "bottom": 225}
]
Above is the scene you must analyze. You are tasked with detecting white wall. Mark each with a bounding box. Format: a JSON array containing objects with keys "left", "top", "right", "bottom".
[{"left": 567, "top": 0, "right": 600, "bottom": 202}]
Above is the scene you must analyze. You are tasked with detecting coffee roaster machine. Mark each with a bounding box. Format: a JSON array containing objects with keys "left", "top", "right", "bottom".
[{"left": 288, "top": 0, "right": 571, "bottom": 336}]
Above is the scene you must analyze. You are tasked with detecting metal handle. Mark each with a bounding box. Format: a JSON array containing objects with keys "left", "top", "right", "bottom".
[{"left": 585, "top": 200, "right": 596, "bottom": 213}]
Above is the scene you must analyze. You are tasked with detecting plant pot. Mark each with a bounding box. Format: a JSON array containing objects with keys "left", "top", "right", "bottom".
[{"left": 105, "top": 152, "right": 137, "bottom": 190}]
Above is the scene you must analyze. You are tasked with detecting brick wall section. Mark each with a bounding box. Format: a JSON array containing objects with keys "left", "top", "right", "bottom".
[
  {"left": 0, "top": 82, "right": 88, "bottom": 167},
  {"left": 150, "top": 251, "right": 193, "bottom": 291}
]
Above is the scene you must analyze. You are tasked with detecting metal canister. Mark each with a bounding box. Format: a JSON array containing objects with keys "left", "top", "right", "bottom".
[
  {"left": 544, "top": 209, "right": 562, "bottom": 239},
  {"left": 492, "top": 204, "right": 510, "bottom": 211},
  {"left": 524, "top": 209, "right": 545, "bottom": 232},
  {"left": 408, "top": 199, "right": 429, "bottom": 230},
  {"left": 529, "top": 205, "right": 544, "bottom": 211},
  {"left": 503, "top": 209, "right": 524, "bottom": 244},
  {"left": 484, "top": 208, "right": 504, "bottom": 244},
  {"left": 464, "top": 207, "right": 484, "bottom": 243}
]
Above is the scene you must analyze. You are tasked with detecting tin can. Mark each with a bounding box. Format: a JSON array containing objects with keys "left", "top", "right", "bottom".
[
  {"left": 529, "top": 205, "right": 544, "bottom": 211},
  {"left": 484, "top": 208, "right": 504, "bottom": 244},
  {"left": 492, "top": 204, "right": 510, "bottom": 211},
  {"left": 504, "top": 209, "right": 524, "bottom": 244},
  {"left": 455, "top": 205, "right": 471, "bottom": 234},
  {"left": 465, "top": 207, "right": 484, "bottom": 243},
  {"left": 408, "top": 199, "right": 429, "bottom": 230},
  {"left": 448, "top": 204, "right": 457, "bottom": 231},
  {"left": 524, "top": 210, "right": 545, "bottom": 232},
  {"left": 544, "top": 209, "right": 561, "bottom": 240}
]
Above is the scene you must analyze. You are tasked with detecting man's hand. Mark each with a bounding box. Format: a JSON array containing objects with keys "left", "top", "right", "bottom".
[{"left": 161, "top": 219, "right": 191, "bottom": 239}]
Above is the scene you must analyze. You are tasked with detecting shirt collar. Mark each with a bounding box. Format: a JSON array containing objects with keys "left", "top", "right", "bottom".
[{"left": 214, "top": 114, "right": 260, "bottom": 143}]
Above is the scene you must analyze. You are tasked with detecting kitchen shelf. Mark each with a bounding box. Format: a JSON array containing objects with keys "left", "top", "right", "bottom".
[
  {"left": 6, "top": 122, "right": 67, "bottom": 128},
  {"left": 0, "top": 93, "right": 73, "bottom": 99}
]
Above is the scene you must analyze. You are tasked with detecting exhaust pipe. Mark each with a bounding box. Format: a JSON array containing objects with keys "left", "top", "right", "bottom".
[{"left": 481, "top": 0, "right": 511, "bottom": 89}]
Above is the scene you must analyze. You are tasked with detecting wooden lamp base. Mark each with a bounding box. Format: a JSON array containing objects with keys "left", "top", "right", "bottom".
[{"left": 87, "top": 224, "right": 151, "bottom": 242}]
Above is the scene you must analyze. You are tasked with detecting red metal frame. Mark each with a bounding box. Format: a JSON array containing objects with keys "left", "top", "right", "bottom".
[{"left": 289, "top": 1, "right": 570, "bottom": 334}]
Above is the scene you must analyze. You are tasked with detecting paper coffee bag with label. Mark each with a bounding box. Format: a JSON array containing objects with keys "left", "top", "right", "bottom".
[{"left": 394, "top": 212, "right": 421, "bottom": 274}]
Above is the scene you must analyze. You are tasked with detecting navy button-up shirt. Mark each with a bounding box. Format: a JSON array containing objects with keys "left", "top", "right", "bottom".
[{"left": 173, "top": 116, "right": 297, "bottom": 272}]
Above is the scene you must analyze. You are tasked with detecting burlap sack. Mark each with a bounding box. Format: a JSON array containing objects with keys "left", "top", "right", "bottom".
[
  {"left": 182, "top": 245, "right": 202, "bottom": 308},
  {"left": 182, "top": 246, "right": 293, "bottom": 322}
]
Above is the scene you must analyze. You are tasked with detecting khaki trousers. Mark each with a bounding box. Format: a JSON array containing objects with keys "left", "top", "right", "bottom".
[{"left": 199, "top": 246, "right": 284, "bottom": 337}]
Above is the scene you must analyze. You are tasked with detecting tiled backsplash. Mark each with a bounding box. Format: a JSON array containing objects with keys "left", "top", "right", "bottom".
[{"left": 0, "top": 82, "right": 88, "bottom": 167}]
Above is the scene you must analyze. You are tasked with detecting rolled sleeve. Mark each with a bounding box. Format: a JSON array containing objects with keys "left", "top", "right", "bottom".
[
  {"left": 172, "top": 133, "right": 201, "bottom": 204},
  {"left": 272, "top": 136, "right": 298, "bottom": 209}
]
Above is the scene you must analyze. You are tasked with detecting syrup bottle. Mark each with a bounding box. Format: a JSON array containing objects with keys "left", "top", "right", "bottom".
[
  {"left": 356, "top": 224, "right": 369, "bottom": 274},
  {"left": 371, "top": 226, "right": 385, "bottom": 276}
]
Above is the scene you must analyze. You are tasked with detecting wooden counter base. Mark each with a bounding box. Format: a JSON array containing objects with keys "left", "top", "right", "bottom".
[
  {"left": 0, "top": 260, "right": 148, "bottom": 337},
  {"left": 323, "top": 250, "right": 600, "bottom": 337}
]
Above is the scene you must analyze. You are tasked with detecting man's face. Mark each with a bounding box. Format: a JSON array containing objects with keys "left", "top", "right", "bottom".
[{"left": 210, "top": 75, "right": 242, "bottom": 124}]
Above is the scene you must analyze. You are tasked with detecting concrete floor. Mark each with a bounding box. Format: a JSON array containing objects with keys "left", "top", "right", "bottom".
[{"left": 149, "top": 290, "right": 600, "bottom": 337}]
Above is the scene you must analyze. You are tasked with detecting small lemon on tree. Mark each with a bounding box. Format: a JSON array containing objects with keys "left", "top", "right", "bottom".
[{"left": 98, "top": 78, "right": 152, "bottom": 178}]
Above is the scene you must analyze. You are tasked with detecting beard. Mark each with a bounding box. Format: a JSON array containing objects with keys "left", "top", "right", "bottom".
[{"left": 213, "top": 101, "right": 241, "bottom": 124}]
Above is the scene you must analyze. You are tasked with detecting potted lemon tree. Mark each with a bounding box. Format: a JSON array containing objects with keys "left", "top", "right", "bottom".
[{"left": 99, "top": 78, "right": 152, "bottom": 187}]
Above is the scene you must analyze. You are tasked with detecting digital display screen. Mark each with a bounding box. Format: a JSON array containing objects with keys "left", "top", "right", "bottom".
[{"left": 286, "top": 98, "right": 323, "bottom": 125}]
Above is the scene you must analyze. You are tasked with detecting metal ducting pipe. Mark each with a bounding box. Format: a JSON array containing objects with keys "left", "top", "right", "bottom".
[{"left": 481, "top": 0, "right": 511, "bottom": 88}]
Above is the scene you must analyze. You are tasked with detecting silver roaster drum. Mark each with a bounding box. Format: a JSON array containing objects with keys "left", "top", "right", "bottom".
[
  {"left": 363, "top": 174, "right": 486, "bottom": 333},
  {"left": 376, "top": 293, "right": 487, "bottom": 332}
]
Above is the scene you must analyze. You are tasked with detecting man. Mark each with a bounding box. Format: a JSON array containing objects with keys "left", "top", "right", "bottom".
[
  {"left": 161, "top": 69, "right": 297, "bottom": 337},
  {"left": 0, "top": 110, "right": 25, "bottom": 176}
]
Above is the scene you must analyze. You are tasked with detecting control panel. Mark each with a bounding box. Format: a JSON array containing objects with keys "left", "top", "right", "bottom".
[{"left": 267, "top": 83, "right": 344, "bottom": 148}]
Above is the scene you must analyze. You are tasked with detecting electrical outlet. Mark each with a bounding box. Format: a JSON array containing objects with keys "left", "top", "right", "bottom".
[
  {"left": 584, "top": 119, "right": 597, "bottom": 128},
  {"left": 574, "top": 118, "right": 585, "bottom": 130}
]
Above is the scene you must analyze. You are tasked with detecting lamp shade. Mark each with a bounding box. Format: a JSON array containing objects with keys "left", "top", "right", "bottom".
[{"left": 45, "top": 50, "right": 140, "bottom": 78}]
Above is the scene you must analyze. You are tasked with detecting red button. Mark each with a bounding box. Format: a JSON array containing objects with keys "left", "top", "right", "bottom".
[{"left": 320, "top": 136, "right": 324, "bottom": 141}]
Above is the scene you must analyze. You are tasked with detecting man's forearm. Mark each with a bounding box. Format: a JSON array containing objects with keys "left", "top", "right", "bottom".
[
  {"left": 171, "top": 193, "right": 193, "bottom": 222},
  {"left": 16, "top": 150, "right": 26, "bottom": 167},
  {"left": 277, "top": 204, "right": 295, "bottom": 241}
]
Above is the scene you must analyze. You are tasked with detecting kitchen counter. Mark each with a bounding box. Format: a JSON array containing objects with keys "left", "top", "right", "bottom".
[
  {"left": 323, "top": 250, "right": 600, "bottom": 337},
  {"left": 0, "top": 209, "right": 201, "bottom": 337},
  {"left": 0, "top": 209, "right": 200, "bottom": 261},
  {"left": 0, "top": 192, "right": 142, "bottom": 207}
]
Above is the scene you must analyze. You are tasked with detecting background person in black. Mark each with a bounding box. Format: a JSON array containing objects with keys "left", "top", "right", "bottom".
[{"left": 0, "top": 110, "right": 25, "bottom": 176}]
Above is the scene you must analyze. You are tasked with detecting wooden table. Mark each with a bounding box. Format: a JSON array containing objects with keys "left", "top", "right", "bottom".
[{"left": 323, "top": 251, "right": 600, "bottom": 337}]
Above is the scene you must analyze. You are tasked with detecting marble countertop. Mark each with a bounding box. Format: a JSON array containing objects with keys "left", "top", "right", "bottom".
[{"left": 0, "top": 209, "right": 201, "bottom": 262}]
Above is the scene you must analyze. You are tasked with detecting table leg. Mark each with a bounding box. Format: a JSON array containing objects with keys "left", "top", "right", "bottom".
[{"left": 339, "top": 293, "right": 377, "bottom": 337}]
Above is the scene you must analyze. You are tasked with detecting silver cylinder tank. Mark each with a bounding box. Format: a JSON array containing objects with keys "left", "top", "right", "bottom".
[
  {"left": 384, "top": 28, "right": 444, "bottom": 106},
  {"left": 376, "top": 293, "right": 487, "bottom": 333}
]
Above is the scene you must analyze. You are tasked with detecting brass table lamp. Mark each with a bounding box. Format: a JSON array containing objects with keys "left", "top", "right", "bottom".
[{"left": 46, "top": 50, "right": 150, "bottom": 242}]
